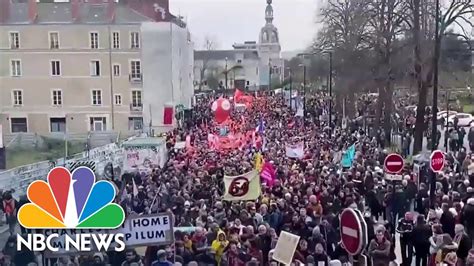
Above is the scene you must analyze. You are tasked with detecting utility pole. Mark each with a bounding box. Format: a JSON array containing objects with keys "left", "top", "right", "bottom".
[
  {"left": 268, "top": 58, "right": 272, "bottom": 91},
  {"left": 225, "top": 57, "right": 228, "bottom": 91},
  {"left": 290, "top": 69, "right": 293, "bottom": 110},
  {"left": 328, "top": 51, "right": 333, "bottom": 129},
  {"left": 430, "top": 0, "right": 440, "bottom": 209},
  {"left": 303, "top": 64, "right": 306, "bottom": 116}
]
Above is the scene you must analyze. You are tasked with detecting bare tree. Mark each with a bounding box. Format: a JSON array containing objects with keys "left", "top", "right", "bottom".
[
  {"left": 314, "top": 0, "right": 374, "bottom": 116},
  {"left": 366, "top": 0, "right": 408, "bottom": 143},
  {"left": 197, "top": 35, "right": 220, "bottom": 91},
  {"left": 409, "top": 0, "right": 473, "bottom": 154}
]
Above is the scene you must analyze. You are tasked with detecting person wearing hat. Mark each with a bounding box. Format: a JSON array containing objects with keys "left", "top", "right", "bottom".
[{"left": 151, "top": 249, "right": 172, "bottom": 266}]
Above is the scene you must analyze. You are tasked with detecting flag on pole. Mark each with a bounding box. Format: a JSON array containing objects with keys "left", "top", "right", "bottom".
[
  {"left": 256, "top": 118, "right": 265, "bottom": 134},
  {"left": 223, "top": 170, "right": 261, "bottom": 201},
  {"left": 255, "top": 152, "right": 264, "bottom": 172},
  {"left": 341, "top": 144, "right": 356, "bottom": 168},
  {"left": 132, "top": 177, "right": 139, "bottom": 197},
  {"left": 261, "top": 162, "right": 276, "bottom": 187}
]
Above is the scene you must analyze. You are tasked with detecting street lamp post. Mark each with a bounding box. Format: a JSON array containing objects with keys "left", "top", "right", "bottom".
[
  {"left": 303, "top": 64, "right": 306, "bottom": 115},
  {"left": 268, "top": 58, "right": 272, "bottom": 91},
  {"left": 225, "top": 57, "right": 228, "bottom": 90},
  {"left": 328, "top": 51, "right": 333, "bottom": 128},
  {"left": 430, "top": 0, "right": 440, "bottom": 209}
]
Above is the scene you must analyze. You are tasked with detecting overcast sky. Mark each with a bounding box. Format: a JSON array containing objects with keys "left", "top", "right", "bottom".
[{"left": 170, "top": 0, "right": 320, "bottom": 52}]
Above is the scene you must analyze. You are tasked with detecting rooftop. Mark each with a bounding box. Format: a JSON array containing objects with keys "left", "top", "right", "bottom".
[
  {"left": 194, "top": 50, "right": 260, "bottom": 61},
  {"left": 1, "top": 2, "right": 152, "bottom": 24}
]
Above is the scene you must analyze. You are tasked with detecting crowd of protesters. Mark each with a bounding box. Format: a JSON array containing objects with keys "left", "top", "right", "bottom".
[{"left": 1, "top": 91, "right": 474, "bottom": 266}]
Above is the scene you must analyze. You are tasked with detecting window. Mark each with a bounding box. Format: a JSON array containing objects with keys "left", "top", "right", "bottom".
[
  {"left": 130, "top": 60, "right": 141, "bottom": 79},
  {"left": 90, "top": 60, "right": 101, "bottom": 76},
  {"left": 12, "top": 90, "right": 23, "bottom": 106},
  {"left": 246, "top": 81, "right": 250, "bottom": 85},
  {"left": 91, "top": 89, "right": 102, "bottom": 105},
  {"left": 50, "top": 118, "right": 66, "bottom": 132},
  {"left": 51, "top": 60, "right": 61, "bottom": 76},
  {"left": 237, "top": 59, "right": 242, "bottom": 64},
  {"left": 90, "top": 32, "right": 99, "bottom": 49},
  {"left": 90, "top": 117, "right": 107, "bottom": 131},
  {"left": 52, "top": 89, "right": 62, "bottom": 106},
  {"left": 9, "top": 32, "right": 19, "bottom": 49},
  {"left": 10, "top": 60, "right": 21, "bottom": 76},
  {"left": 11, "top": 118, "right": 27, "bottom": 133},
  {"left": 131, "top": 90, "right": 142, "bottom": 107},
  {"left": 113, "top": 64, "right": 120, "bottom": 77},
  {"left": 49, "top": 32, "right": 59, "bottom": 49},
  {"left": 128, "top": 117, "right": 143, "bottom": 130},
  {"left": 130, "top": 32, "right": 140, "bottom": 49},
  {"left": 114, "top": 94, "right": 122, "bottom": 105},
  {"left": 112, "top": 32, "right": 120, "bottom": 49}
]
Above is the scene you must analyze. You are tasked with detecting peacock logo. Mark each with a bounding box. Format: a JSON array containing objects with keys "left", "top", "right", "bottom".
[{"left": 18, "top": 167, "right": 125, "bottom": 229}]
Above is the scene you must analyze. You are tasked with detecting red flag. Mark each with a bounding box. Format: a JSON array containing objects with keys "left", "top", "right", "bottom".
[{"left": 234, "top": 89, "right": 244, "bottom": 102}]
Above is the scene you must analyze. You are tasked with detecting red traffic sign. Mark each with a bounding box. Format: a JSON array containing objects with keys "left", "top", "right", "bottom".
[
  {"left": 384, "top": 153, "right": 404, "bottom": 174},
  {"left": 340, "top": 208, "right": 367, "bottom": 256},
  {"left": 430, "top": 150, "right": 445, "bottom": 172}
]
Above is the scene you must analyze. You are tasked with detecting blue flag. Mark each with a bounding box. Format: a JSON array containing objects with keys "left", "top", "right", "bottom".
[{"left": 341, "top": 144, "right": 355, "bottom": 168}]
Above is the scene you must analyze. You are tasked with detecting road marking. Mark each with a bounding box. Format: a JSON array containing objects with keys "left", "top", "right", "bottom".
[{"left": 342, "top": 226, "right": 357, "bottom": 238}]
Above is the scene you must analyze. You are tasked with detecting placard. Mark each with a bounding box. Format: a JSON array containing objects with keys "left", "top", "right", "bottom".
[
  {"left": 272, "top": 231, "right": 300, "bottom": 265},
  {"left": 115, "top": 213, "right": 174, "bottom": 247}
]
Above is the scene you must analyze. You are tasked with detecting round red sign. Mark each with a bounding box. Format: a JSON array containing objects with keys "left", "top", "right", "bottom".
[
  {"left": 340, "top": 208, "right": 366, "bottom": 255},
  {"left": 384, "top": 153, "right": 404, "bottom": 173},
  {"left": 430, "top": 150, "right": 445, "bottom": 173}
]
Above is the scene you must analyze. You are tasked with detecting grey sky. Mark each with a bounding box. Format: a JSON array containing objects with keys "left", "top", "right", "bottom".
[{"left": 170, "top": 0, "right": 319, "bottom": 51}]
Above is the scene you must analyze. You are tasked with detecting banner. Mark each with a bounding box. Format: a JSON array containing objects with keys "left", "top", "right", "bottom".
[
  {"left": 123, "top": 140, "right": 167, "bottom": 173},
  {"left": 285, "top": 142, "right": 304, "bottom": 159},
  {"left": 223, "top": 170, "right": 261, "bottom": 201},
  {"left": 261, "top": 162, "right": 276, "bottom": 187},
  {"left": 341, "top": 144, "right": 356, "bottom": 168}
]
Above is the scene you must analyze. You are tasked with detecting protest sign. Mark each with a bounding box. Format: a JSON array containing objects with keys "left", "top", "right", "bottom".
[
  {"left": 223, "top": 170, "right": 261, "bottom": 201},
  {"left": 272, "top": 231, "right": 300, "bottom": 265},
  {"left": 115, "top": 213, "right": 174, "bottom": 247}
]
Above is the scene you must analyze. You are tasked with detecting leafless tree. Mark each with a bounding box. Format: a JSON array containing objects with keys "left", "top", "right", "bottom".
[{"left": 409, "top": 0, "right": 473, "bottom": 154}]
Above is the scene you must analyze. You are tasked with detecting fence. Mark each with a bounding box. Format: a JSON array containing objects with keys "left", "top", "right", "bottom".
[{"left": 0, "top": 142, "right": 124, "bottom": 199}]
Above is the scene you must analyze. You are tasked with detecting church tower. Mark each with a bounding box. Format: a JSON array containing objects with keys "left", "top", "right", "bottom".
[
  {"left": 258, "top": 0, "right": 282, "bottom": 89},
  {"left": 258, "top": 0, "right": 281, "bottom": 57}
]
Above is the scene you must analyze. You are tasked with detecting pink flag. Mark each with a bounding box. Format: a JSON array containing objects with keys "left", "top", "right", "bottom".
[{"left": 261, "top": 162, "right": 276, "bottom": 187}]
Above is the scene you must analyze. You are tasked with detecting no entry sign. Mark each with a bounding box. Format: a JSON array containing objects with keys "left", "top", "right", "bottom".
[
  {"left": 384, "top": 153, "right": 404, "bottom": 174},
  {"left": 340, "top": 208, "right": 367, "bottom": 256},
  {"left": 430, "top": 150, "right": 445, "bottom": 173}
]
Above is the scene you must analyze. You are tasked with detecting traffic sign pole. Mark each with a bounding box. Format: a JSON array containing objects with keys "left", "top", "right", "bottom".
[
  {"left": 429, "top": 150, "right": 445, "bottom": 208},
  {"left": 340, "top": 208, "right": 367, "bottom": 256}
]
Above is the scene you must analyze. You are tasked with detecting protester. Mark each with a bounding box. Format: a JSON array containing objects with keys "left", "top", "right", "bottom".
[{"left": 1, "top": 91, "right": 473, "bottom": 265}]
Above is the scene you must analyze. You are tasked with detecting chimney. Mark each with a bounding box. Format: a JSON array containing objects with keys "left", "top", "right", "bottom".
[
  {"left": 28, "top": 0, "right": 38, "bottom": 23},
  {"left": 71, "top": 0, "right": 80, "bottom": 22},
  {"left": 106, "top": 0, "right": 116, "bottom": 23}
]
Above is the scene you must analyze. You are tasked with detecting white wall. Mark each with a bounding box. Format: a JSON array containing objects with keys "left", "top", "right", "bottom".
[{"left": 141, "top": 22, "right": 194, "bottom": 131}]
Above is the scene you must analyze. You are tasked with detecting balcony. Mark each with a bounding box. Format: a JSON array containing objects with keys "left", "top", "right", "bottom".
[
  {"left": 130, "top": 104, "right": 143, "bottom": 112},
  {"left": 129, "top": 74, "right": 142, "bottom": 84}
]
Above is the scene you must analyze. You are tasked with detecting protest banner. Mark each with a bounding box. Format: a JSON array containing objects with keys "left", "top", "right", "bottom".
[
  {"left": 115, "top": 213, "right": 174, "bottom": 247},
  {"left": 122, "top": 138, "right": 167, "bottom": 173},
  {"left": 272, "top": 231, "right": 300, "bottom": 265},
  {"left": 285, "top": 142, "right": 304, "bottom": 159}
]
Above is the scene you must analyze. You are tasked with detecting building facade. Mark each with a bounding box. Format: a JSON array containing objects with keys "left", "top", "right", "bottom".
[
  {"left": 194, "top": 0, "right": 284, "bottom": 91},
  {"left": 0, "top": 0, "right": 193, "bottom": 135}
]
